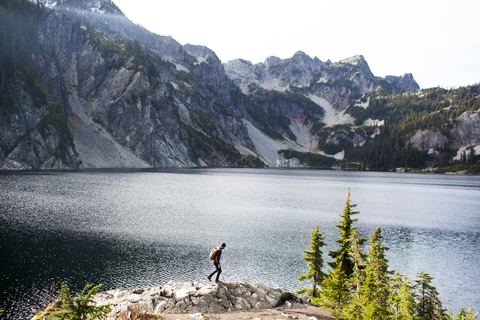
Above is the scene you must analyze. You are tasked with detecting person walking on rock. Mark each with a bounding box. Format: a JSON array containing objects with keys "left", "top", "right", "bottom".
[{"left": 207, "top": 243, "right": 226, "bottom": 283}]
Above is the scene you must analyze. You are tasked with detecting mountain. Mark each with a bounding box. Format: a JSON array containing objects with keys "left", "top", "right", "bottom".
[
  {"left": 0, "top": 0, "right": 478, "bottom": 173},
  {"left": 40, "top": 0, "right": 123, "bottom": 14}
]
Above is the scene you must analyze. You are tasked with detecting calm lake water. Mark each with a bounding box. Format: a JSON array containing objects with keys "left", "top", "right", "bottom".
[{"left": 0, "top": 168, "right": 479, "bottom": 319}]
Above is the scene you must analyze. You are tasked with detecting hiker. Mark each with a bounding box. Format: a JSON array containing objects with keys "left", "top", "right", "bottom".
[{"left": 207, "top": 243, "right": 226, "bottom": 283}]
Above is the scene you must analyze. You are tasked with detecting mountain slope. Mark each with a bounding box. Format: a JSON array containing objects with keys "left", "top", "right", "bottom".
[{"left": 1, "top": 0, "right": 477, "bottom": 172}]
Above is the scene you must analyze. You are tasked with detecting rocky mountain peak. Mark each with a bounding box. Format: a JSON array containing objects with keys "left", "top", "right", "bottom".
[
  {"left": 292, "top": 50, "right": 308, "bottom": 60},
  {"left": 385, "top": 73, "right": 420, "bottom": 90},
  {"left": 264, "top": 56, "right": 282, "bottom": 68},
  {"left": 337, "top": 54, "right": 373, "bottom": 78},
  {"left": 290, "top": 51, "right": 323, "bottom": 69},
  {"left": 38, "top": 0, "right": 124, "bottom": 15},
  {"left": 184, "top": 44, "right": 221, "bottom": 65}
]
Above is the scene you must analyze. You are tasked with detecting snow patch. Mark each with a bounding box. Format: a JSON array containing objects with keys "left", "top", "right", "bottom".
[
  {"left": 354, "top": 97, "right": 370, "bottom": 109},
  {"left": 333, "top": 150, "right": 345, "bottom": 160},
  {"left": 453, "top": 144, "right": 480, "bottom": 161},
  {"left": 363, "top": 118, "right": 384, "bottom": 126},
  {"left": 169, "top": 82, "right": 179, "bottom": 90},
  {"left": 175, "top": 64, "right": 190, "bottom": 73},
  {"left": 194, "top": 57, "right": 207, "bottom": 65},
  {"left": 306, "top": 95, "right": 355, "bottom": 127},
  {"left": 316, "top": 77, "right": 328, "bottom": 84},
  {"left": 37, "top": 0, "right": 57, "bottom": 9},
  {"left": 90, "top": 7, "right": 105, "bottom": 14}
]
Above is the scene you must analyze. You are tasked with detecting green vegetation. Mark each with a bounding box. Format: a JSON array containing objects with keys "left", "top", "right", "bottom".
[
  {"left": 0, "top": 0, "right": 77, "bottom": 165},
  {"left": 297, "top": 224, "right": 327, "bottom": 298},
  {"left": 0, "top": 0, "right": 49, "bottom": 116},
  {"left": 279, "top": 149, "right": 337, "bottom": 168},
  {"left": 31, "top": 283, "right": 110, "bottom": 320},
  {"left": 182, "top": 110, "right": 266, "bottom": 167},
  {"left": 297, "top": 189, "right": 479, "bottom": 320},
  {"left": 309, "top": 85, "right": 480, "bottom": 173},
  {"left": 247, "top": 88, "right": 324, "bottom": 140},
  {"left": 39, "top": 104, "right": 74, "bottom": 164},
  {"left": 327, "top": 189, "right": 365, "bottom": 278}
]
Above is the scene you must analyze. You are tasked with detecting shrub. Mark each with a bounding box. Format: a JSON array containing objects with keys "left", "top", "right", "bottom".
[{"left": 49, "top": 283, "right": 111, "bottom": 320}]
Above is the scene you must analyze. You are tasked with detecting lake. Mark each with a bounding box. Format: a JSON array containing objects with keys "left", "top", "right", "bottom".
[{"left": 0, "top": 168, "right": 479, "bottom": 319}]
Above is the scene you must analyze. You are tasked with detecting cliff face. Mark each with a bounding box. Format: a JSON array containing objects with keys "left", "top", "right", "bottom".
[{"left": 0, "top": 0, "right": 258, "bottom": 169}]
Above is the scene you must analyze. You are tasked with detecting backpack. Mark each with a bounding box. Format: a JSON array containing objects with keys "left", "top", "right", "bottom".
[{"left": 209, "top": 247, "right": 218, "bottom": 260}]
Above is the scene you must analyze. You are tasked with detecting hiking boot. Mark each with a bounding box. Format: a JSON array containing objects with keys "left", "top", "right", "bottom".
[{"left": 207, "top": 275, "right": 212, "bottom": 282}]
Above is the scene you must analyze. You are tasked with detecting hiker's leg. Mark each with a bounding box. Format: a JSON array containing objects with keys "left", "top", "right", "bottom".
[
  {"left": 208, "top": 262, "right": 219, "bottom": 280},
  {"left": 215, "top": 267, "right": 222, "bottom": 281},
  {"left": 208, "top": 269, "right": 217, "bottom": 277}
]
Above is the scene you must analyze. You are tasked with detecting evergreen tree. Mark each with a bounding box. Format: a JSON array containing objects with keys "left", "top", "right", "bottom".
[
  {"left": 328, "top": 188, "right": 365, "bottom": 278},
  {"left": 297, "top": 224, "right": 327, "bottom": 298},
  {"left": 319, "top": 262, "right": 350, "bottom": 317},
  {"left": 446, "top": 306, "right": 479, "bottom": 320},
  {"left": 342, "top": 230, "right": 367, "bottom": 319},
  {"left": 397, "top": 274, "right": 417, "bottom": 320},
  {"left": 344, "top": 227, "right": 391, "bottom": 320},
  {"left": 414, "top": 271, "right": 445, "bottom": 319},
  {"left": 362, "top": 227, "right": 392, "bottom": 319},
  {"left": 388, "top": 272, "right": 405, "bottom": 319},
  {"left": 49, "top": 283, "right": 111, "bottom": 320},
  {"left": 347, "top": 229, "right": 367, "bottom": 292}
]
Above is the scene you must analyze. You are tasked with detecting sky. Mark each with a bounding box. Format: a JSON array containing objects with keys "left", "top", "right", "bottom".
[{"left": 112, "top": 0, "right": 479, "bottom": 89}]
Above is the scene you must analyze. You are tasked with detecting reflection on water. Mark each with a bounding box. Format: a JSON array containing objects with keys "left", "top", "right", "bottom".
[{"left": 0, "top": 169, "right": 479, "bottom": 318}]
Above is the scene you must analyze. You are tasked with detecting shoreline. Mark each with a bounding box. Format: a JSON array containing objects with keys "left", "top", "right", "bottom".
[{"left": 33, "top": 281, "right": 334, "bottom": 320}]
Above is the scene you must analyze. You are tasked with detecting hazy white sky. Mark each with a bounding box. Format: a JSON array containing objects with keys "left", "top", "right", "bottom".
[{"left": 113, "top": 0, "right": 479, "bottom": 89}]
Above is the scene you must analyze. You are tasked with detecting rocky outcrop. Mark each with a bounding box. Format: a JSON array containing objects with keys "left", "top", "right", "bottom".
[
  {"left": 385, "top": 73, "right": 420, "bottom": 91},
  {"left": 451, "top": 111, "right": 480, "bottom": 148},
  {"left": 93, "top": 281, "right": 308, "bottom": 319},
  {"left": 409, "top": 129, "right": 448, "bottom": 151}
]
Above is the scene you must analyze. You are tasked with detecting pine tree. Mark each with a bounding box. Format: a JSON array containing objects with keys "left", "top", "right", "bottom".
[
  {"left": 328, "top": 188, "right": 365, "bottom": 278},
  {"left": 49, "top": 282, "right": 111, "bottom": 320},
  {"left": 414, "top": 271, "right": 444, "bottom": 319},
  {"left": 297, "top": 224, "right": 327, "bottom": 298},
  {"left": 362, "top": 227, "right": 392, "bottom": 319},
  {"left": 319, "top": 262, "right": 350, "bottom": 317},
  {"left": 342, "top": 233, "right": 366, "bottom": 320},
  {"left": 347, "top": 229, "right": 367, "bottom": 292},
  {"left": 388, "top": 272, "right": 405, "bottom": 319},
  {"left": 344, "top": 227, "right": 391, "bottom": 320},
  {"left": 446, "top": 306, "right": 479, "bottom": 320},
  {"left": 322, "top": 189, "right": 365, "bottom": 318},
  {"left": 397, "top": 274, "right": 417, "bottom": 320}
]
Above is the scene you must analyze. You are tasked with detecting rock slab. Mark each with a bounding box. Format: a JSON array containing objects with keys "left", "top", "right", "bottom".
[{"left": 93, "top": 281, "right": 308, "bottom": 319}]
